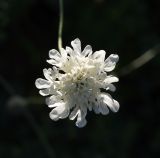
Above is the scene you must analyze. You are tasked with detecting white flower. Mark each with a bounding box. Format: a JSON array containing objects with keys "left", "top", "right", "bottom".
[{"left": 35, "top": 38, "right": 119, "bottom": 128}]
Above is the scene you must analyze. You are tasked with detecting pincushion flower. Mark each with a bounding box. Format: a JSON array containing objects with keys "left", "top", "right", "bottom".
[{"left": 35, "top": 38, "right": 119, "bottom": 128}]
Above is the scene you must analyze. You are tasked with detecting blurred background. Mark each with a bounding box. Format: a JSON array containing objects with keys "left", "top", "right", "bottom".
[{"left": 0, "top": 0, "right": 160, "bottom": 158}]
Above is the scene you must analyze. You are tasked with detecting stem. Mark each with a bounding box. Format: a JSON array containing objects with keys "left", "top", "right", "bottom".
[
  {"left": 118, "top": 44, "right": 160, "bottom": 76},
  {"left": 58, "top": 0, "right": 64, "bottom": 51}
]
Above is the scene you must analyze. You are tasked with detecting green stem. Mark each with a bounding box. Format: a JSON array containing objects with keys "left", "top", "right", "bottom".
[
  {"left": 118, "top": 44, "right": 160, "bottom": 76},
  {"left": 58, "top": 0, "right": 64, "bottom": 51}
]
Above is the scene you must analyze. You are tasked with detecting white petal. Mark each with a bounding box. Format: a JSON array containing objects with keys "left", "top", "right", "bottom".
[
  {"left": 96, "top": 95, "right": 110, "bottom": 115},
  {"left": 69, "top": 106, "right": 79, "bottom": 120},
  {"left": 92, "top": 50, "right": 106, "bottom": 62},
  {"left": 113, "top": 99, "right": 120, "bottom": 112},
  {"left": 106, "top": 84, "right": 116, "bottom": 92},
  {"left": 81, "top": 107, "right": 87, "bottom": 119},
  {"left": 66, "top": 46, "right": 72, "bottom": 53},
  {"left": 47, "top": 59, "right": 62, "bottom": 67},
  {"left": 99, "top": 103, "right": 109, "bottom": 115},
  {"left": 93, "top": 103, "right": 100, "bottom": 114},
  {"left": 35, "top": 78, "right": 51, "bottom": 89},
  {"left": 82, "top": 45, "right": 92, "bottom": 56},
  {"left": 104, "top": 54, "right": 119, "bottom": 72},
  {"left": 48, "top": 104, "right": 59, "bottom": 108},
  {"left": 71, "top": 38, "right": 81, "bottom": 54},
  {"left": 76, "top": 108, "right": 87, "bottom": 128},
  {"left": 47, "top": 59, "right": 57, "bottom": 65},
  {"left": 39, "top": 89, "right": 50, "bottom": 96},
  {"left": 60, "top": 48, "right": 67, "bottom": 57},
  {"left": 52, "top": 66, "right": 58, "bottom": 75},
  {"left": 60, "top": 48, "right": 68, "bottom": 66},
  {"left": 43, "top": 68, "right": 52, "bottom": 81},
  {"left": 49, "top": 49, "right": 61, "bottom": 60},
  {"left": 59, "top": 109, "right": 69, "bottom": 119},
  {"left": 46, "top": 95, "right": 60, "bottom": 106},
  {"left": 76, "top": 118, "right": 87, "bottom": 128},
  {"left": 98, "top": 96, "right": 110, "bottom": 115},
  {"left": 49, "top": 103, "right": 68, "bottom": 121},
  {"left": 66, "top": 46, "right": 74, "bottom": 56},
  {"left": 49, "top": 109, "right": 59, "bottom": 121},
  {"left": 104, "top": 76, "right": 119, "bottom": 84},
  {"left": 103, "top": 94, "right": 119, "bottom": 112}
]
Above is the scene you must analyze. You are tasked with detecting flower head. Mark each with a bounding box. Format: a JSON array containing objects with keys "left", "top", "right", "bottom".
[{"left": 35, "top": 38, "right": 119, "bottom": 127}]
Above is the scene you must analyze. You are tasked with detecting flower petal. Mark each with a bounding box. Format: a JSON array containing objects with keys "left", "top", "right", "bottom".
[
  {"left": 104, "top": 54, "right": 119, "bottom": 72},
  {"left": 60, "top": 109, "right": 69, "bottom": 119},
  {"left": 76, "top": 118, "right": 87, "bottom": 128},
  {"left": 92, "top": 50, "right": 106, "bottom": 62},
  {"left": 104, "top": 75, "right": 119, "bottom": 84},
  {"left": 39, "top": 89, "right": 50, "bottom": 96},
  {"left": 71, "top": 38, "right": 81, "bottom": 54},
  {"left": 47, "top": 59, "right": 61, "bottom": 67},
  {"left": 49, "top": 109, "right": 59, "bottom": 121},
  {"left": 82, "top": 45, "right": 92, "bottom": 57},
  {"left": 46, "top": 95, "right": 61, "bottom": 106},
  {"left": 49, "top": 102, "right": 68, "bottom": 121},
  {"left": 75, "top": 108, "right": 87, "bottom": 128},
  {"left": 52, "top": 67, "right": 59, "bottom": 78},
  {"left": 69, "top": 106, "right": 79, "bottom": 120},
  {"left": 43, "top": 68, "right": 52, "bottom": 81},
  {"left": 107, "top": 84, "right": 116, "bottom": 92},
  {"left": 60, "top": 48, "right": 68, "bottom": 64},
  {"left": 96, "top": 95, "right": 110, "bottom": 115},
  {"left": 99, "top": 102, "right": 109, "bottom": 115},
  {"left": 93, "top": 105, "right": 100, "bottom": 114},
  {"left": 66, "top": 46, "right": 74, "bottom": 57},
  {"left": 93, "top": 100, "right": 100, "bottom": 114},
  {"left": 113, "top": 99, "right": 120, "bottom": 112},
  {"left": 49, "top": 49, "right": 61, "bottom": 60},
  {"left": 35, "top": 78, "right": 51, "bottom": 89},
  {"left": 102, "top": 94, "right": 119, "bottom": 112}
]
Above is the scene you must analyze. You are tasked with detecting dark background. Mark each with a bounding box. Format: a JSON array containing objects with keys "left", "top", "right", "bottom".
[{"left": 0, "top": 0, "right": 160, "bottom": 158}]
